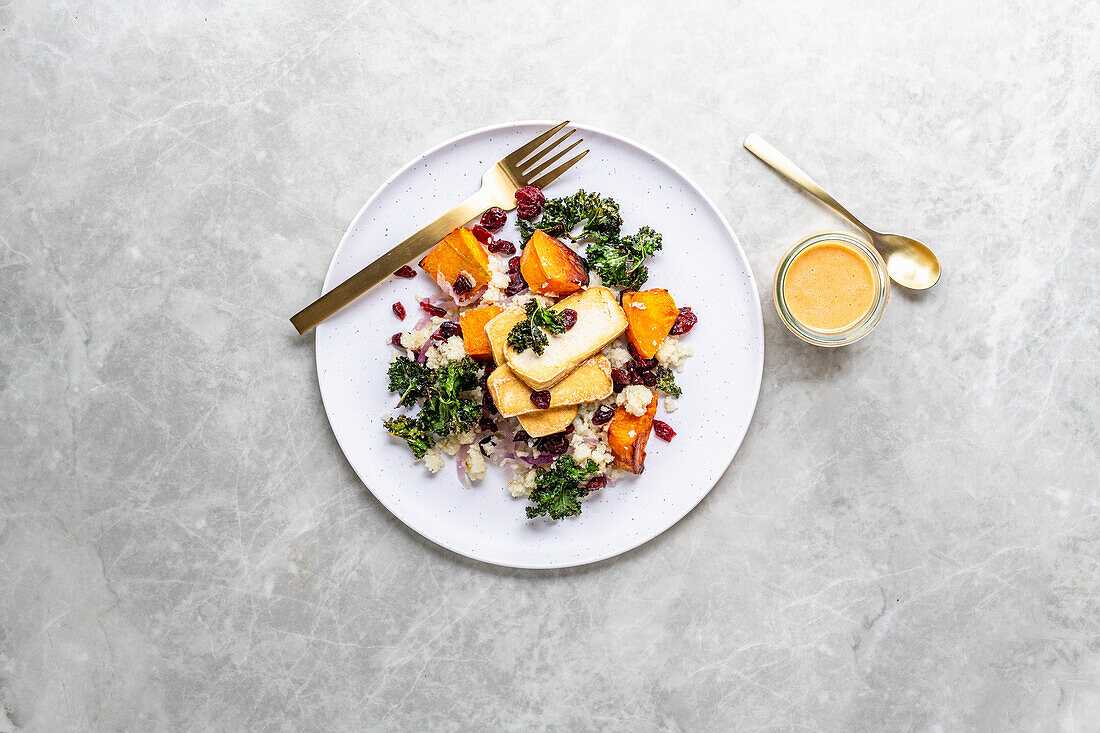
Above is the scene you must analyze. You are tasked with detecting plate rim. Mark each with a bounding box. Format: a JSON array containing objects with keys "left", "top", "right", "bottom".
[{"left": 316, "top": 120, "right": 765, "bottom": 569}]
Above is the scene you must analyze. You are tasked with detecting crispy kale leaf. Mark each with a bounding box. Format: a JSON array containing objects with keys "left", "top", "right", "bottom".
[
  {"left": 585, "top": 225, "right": 663, "bottom": 290},
  {"left": 387, "top": 356, "right": 435, "bottom": 407},
  {"left": 383, "top": 415, "right": 435, "bottom": 459},
  {"left": 525, "top": 456, "right": 601, "bottom": 520},
  {"left": 507, "top": 300, "right": 565, "bottom": 355},
  {"left": 519, "top": 190, "right": 622, "bottom": 244},
  {"left": 418, "top": 357, "right": 482, "bottom": 436},
  {"left": 653, "top": 365, "right": 682, "bottom": 398}
]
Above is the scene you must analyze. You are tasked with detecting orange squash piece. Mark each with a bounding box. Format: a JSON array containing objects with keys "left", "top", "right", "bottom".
[
  {"left": 419, "top": 227, "right": 491, "bottom": 305},
  {"left": 622, "top": 288, "right": 679, "bottom": 359},
  {"left": 520, "top": 230, "right": 589, "bottom": 297},
  {"left": 459, "top": 305, "right": 503, "bottom": 361},
  {"left": 606, "top": 391, "right": 659, "bottom": 474}
]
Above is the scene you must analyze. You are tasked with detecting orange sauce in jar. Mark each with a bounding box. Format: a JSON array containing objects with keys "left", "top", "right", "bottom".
[{"left": 782, "top": 241, "right": 876, "bottom": 331}]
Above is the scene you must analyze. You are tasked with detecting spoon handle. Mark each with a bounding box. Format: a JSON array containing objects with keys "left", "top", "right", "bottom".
[{"left": 743, "top": 134, "right": 872, "bottom": 236}]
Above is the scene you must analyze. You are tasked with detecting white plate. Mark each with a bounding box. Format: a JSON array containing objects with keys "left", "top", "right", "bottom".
[{"left": 316, "top": 122, "right": 764, "bottom": 569}]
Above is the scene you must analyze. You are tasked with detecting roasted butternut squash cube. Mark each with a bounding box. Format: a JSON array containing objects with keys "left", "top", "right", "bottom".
[
  {"left": 459, "top": 305, "right": 503, "bottom": 361},
  {"left": 607, "top": 391, "right": 658, "bottom": 474},
  {"left": 622, "top": 288, "right": 679, "bottom": 359},
  {"left": 419, "top": 227, "right": 491, "bottom": 305},
  {"left": 520, "top": 230, "right": 589, "bottom": 297}
]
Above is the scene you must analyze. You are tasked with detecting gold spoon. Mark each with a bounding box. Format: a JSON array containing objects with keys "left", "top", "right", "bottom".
[{"left": 744, "top": 133, "right": 941, "bottom": 290}]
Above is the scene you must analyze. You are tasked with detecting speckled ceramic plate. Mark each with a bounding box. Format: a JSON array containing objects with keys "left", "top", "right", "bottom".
[{"left": 316, "top": 122, "right": 763, "bottom": 569}]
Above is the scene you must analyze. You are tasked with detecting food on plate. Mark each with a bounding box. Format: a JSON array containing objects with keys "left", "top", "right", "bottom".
[
  {"left": 607, "top": 390, "right": 659, "bottom": 473},
  {"left": 520, "top": 230, "right": 589, "bottom": 297},
  {"left": 487, "top": 356, "right": 612, "bottom": 417},
  {"left": 517, "top": 405, "right": 578, "bottom": 438},
  {"left": 419, "top": 227, "right": 491, "bottom": 305},
  {"left": 504, "top": 286, "right": 628, "bottom": 391},
  {"left": 622, "top": 288, "right": 679, "bottom": 359},
  {"left": 458, "top": 304, "right": 503, "bottom": 360},
  {"left": 383, "top": 186, "right": 696, "bottom": 520}
]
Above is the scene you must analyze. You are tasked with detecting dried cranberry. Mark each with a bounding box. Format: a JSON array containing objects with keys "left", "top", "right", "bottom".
[
  {"left": 652, "top": 420, "right": 676, "bottom": 442},
  {"left": 479, "top": 415, "right": 497, "bottom": 432},
  {"left": 538, "top": 434, "right": 568, "bottom": 455},
  {"left": 392, "top": 265, "right": 417, "bottom": 279},
  {"left": 613, "top": 382, "right": 625, "bottom": 394},
  {"left": 641, "top": 370, "right": 658, "bottom": 387},
  {"left": 627, "top": 342, "right": 643, "bottom": 362},
  {"left": 453, "top": 274, "right": 473, "bottom": 295},
  {"left": 514, "top": 430, "right": 530, "bottom": 443},
  {"left": 471, "top": 225, "right": 494, "bottom": 245},
  {"left": 591, "top": 404, "right": 616, "bottom": 425},
  {"left": 560, "top": 308, "right": 578, "bottom": 331},
  {"left": 530, "top": 390, "right": 552, "bottom": 409},
  {"left": 586, "top": 476, "right": 607, "bottom": 490},
  {"left": 504, "top": 276, "right": 528, "bottom": 297},
  {"left": 515, "top": 185, "right": 545, "bottom": 207},
  {"left": 479, "top": 207, "right": 508, "bottom": 232},
  {"left": 438, "top": 320, "right": 461, "bottom": 339},
  {"left": 488, "top": 239, "right": 517, "bottom": 255},
  {"left": 390, "top": 333, "right": 403, "bottom": 347},
  {"left": 507, "top": 256, "right": 522, "bottom": 274},
  {"left": 564, "top": 424, "right": 574, "bottom": 435},
  {"left": 610, "top": 368, "right": 630, "bottom": 387},
  {"left": 392, "top": 302, "right": 406, "bottom": 320},
  {"left": 516, "top": 204, "right": 538, "bottom": 220},
  {"left": 482, "top": 391, "right": 498, "bottom": 414},
  {"left": 642, "top": 358, "right": 659, "bottom": 371},
  {"left": 670, "top": 306, "right": 697, "bottom": 335},
  {"left": 626, "top": 363, "right": 644, "bottom": 385},
  {"left": 419, "top": 301, "right": 448, "bottom": 317}
]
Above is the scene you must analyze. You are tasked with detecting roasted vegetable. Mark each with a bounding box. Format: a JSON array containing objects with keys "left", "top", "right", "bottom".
[
  {"left": 653, "top": 365, "right": 681, "bottom": 398},
  {"left": 383, "top": 415, "right": 435, "bottom": 459},
  {"left": 419, "top": 227, "right": 491, "bottom": 305},
  {"left": 459, "top": 304, "right": 503, "bottom": 360},
  {"left": 507, "top": 300, "right": 565, "bottom": 356},
  {"left": 518, "top": 190, "right": 622, "bottom": 244},
  {"left": 622, "top": 288, "right": 679, "bottom": 359},
  {"left": 519, "top": 230, "right": 589, "bottom": 297},
  {"left": 607, "top": 391, "right": 659, "bottom": 474},
  {"left": 587, "top": 225, "right": 663, "bottom": 290},
  {"left": 525, "top": 456, "right": 601, "bottom": 520},
  {"left": 387, "top": 356, "right": 436, "bottom": 407}
]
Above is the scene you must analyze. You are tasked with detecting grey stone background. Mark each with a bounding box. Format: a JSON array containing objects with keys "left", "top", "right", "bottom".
[{"left": 2, "top": 0, "right": 1098, "bottom": 730}]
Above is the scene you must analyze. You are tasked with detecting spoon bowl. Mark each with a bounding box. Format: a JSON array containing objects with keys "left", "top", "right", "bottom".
[{"left": 871, "top": 231, "right": 941, "bottom": 290}]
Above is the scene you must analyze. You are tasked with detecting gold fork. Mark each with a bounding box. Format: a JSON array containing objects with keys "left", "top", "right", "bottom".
[{"left": 290, "top": 121, "right": 589, "bottom": 335}]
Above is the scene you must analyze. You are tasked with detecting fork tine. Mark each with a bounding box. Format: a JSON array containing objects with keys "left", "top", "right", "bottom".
[
  {"left": 529, "top": 149, "right": 589, "bottom": 189},
  {"left": 517, "top": 128, "right": 577, "bottom": 170},
  {"left": 503, "top": 121, "right": 569, "bottom": 165},
  {"left": 523, "top": 137, "right": 584, "bottom": 179}
]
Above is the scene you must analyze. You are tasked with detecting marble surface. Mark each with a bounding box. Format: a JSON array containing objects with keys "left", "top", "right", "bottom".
[{"left": 2, "top": 0, "right": 1098, "bottom": 730}]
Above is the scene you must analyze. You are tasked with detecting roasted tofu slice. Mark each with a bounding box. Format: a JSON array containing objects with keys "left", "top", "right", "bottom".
[
  {"left": 486, "top": 356, "right": 612, "bottom": 418},
  {"left": 484, "top": 305, "right": 526, "bottom": 366},
  {"left": 517, "top": 405, "right": 578, "bottom": 438},
  {"left": 505, "top": 286, "right": 628, "bottom": 391}
]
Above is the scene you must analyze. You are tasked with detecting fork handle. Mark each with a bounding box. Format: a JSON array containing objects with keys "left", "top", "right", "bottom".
[{"left": 291, "top": 188, "right": 495, "bottom": 335}]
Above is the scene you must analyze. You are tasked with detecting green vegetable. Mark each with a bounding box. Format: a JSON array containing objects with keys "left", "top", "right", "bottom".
[
  {"left": 418, "top": 357, "right": 483, "bottom": 436},
  {"left": 383, "top": 415, "right": 435, "bottom": 459},
  {"left": 525, "top": 456, "right": 601, "bottom": 520},
  {"left": 653, "top": 365, "right": 681, "bottom": 398},
  {"left": 586, "top": 225, "right": 663, "bottom": 290},
  {"left": 387, "top": 356, "right": 435, "bottom": 407},
  {"left": 507, "top": 300, "right": 565, "bottom": 355},
  {"left": 519, "top": 189, "right": 622, "bottom": 244}
]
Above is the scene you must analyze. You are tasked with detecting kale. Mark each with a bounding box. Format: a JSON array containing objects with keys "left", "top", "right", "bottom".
[
  {"left": 525, "top": 456, "right": 601, "bottom": 520},
  {"left": 653, "top": 365, "right": 682, "bottom": 398},
  {"left": 383, "top": 415, "right": 435, "bottom": 459},
  {"left": 585, "top": 225, "right": 663, "bottom": 290},
  {"left": 519, "top": 190, "right": 622, "bottom": 244},
  {"left": 418, "top": 357, "right": 483, "bottom": 436},
  {"left": 507, "top": 300, "right": 565, "bottom": 355},
  {"left": 387, "top": 356, "right": 435, "bottom": 407}
]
